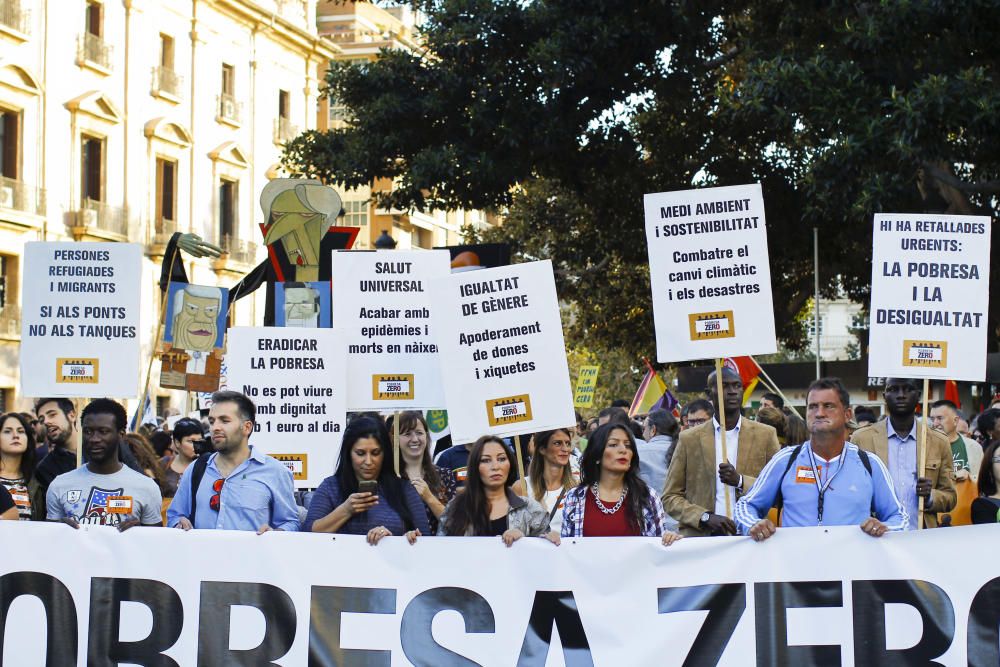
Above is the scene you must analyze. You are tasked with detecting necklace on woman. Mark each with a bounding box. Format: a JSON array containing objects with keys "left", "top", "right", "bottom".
[{"left": 591, "top": 482, "right": 627, "bottom": 514}]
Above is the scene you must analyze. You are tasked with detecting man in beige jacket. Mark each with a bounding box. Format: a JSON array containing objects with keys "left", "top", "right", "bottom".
[
  {"left": 850, "top": 378, "right": 955, "bottom": 529},
  {"left": 662, "top": 367, "right": 780, "bottom": 536}
]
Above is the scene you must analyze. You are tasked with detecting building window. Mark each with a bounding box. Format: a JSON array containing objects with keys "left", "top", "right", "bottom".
[
  {"left": 0, "top": 255, "right": 8, "bottom": 309},
  {"left": 155, "top": 157, "right": 177, "bottom": 231},
  {"left": 219, "top": 178, "right": 237, "bottom": 241},
  {"left": 342, "top": 200, "right": 367, "bottom": 227},
  {"left": 0, "top": 389, "right": 8, "bottom": 413},
  {"left": 0, "top": 110, "right": 19, "bottom": 180},
  {"left": 81, "top": 134, "right": 104, "bottom": 202},
  {"left": 278, "top": 89, "right": 290, "bottom": 119},
  {"left": 160, "top": 34, "right": 174, "bottom": 69},
  {"left": 807, "top": 316, "right": 825, "bottom": 338},
  {"left": 85, "top": 0, "right": 102, "bottom": 37},
  {"left": 221, "top": 63, "right": 235, "bottom": 96}
]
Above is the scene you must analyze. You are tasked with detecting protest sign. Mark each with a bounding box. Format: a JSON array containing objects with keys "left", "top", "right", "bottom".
[
  {"left": 20, "top": 242, "right": 142, "bottom": 397},
  {"left": 643, "top": 183, "right": 777, "bottom": 362},
  {"left": 3, "top": 523, "right": 997, "bottom": 665},
  {"left": 159, "top": 283, "right": 227, "bottom": 392},
  {"left": 429, "top": 260, "right": 575, "bottom": 443},
  {"left": 868, "top": 213, "right": 992, "bottom": 380},
  {"left": 226, "top": 327, "right": 345, "bottom": 488},
  {"left": 275, "top": 281, "right": 331, "bottom": 328},
  {"left": 332, "top": 250, "right": 450, "bottom": 410},
  {"left": 573, "top": 365, "right": 600, "bottom": 408}
]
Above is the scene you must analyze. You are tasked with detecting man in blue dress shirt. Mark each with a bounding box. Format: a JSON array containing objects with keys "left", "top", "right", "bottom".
[{"left": 167, "top": 390, "right": 299, "bottom": 533}]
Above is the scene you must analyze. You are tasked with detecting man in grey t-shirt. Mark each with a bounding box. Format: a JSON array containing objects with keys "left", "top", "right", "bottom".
[{"left": 47, "top": 399, "right": 162, "bottom": 529}]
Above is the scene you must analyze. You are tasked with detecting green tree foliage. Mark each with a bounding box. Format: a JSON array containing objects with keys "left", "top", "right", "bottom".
[{"left": 286, "top": 0, "right": 1000, "bottom": 363}]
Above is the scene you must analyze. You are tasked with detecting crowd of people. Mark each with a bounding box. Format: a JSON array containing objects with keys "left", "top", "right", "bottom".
[{"left": 2, "top": 378, "right": 999, "bottom": 544}]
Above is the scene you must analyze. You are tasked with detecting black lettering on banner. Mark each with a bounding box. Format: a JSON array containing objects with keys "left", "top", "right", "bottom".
[
  {"left": 198, "top": 582, "right": 296, "bottom": 666},
  {"left": 87, "top": 577, "right": 183, "bottom": 667},
  {"left": 852, "top": 579, "right": 955, "bottom": 666},
  {"left": 400, "top": 586, "right": 495, "bottom": 667},
  {"left": 309, "top": 586, "right": 396, "bottom": 667},
  {"left": 0, "top": 571, "right": 78, "bottom": 666},
  {"left": 516, "top": 590, "right": 594, "bottom": 667},
  {"left": 967, "top": 576, "right": 1000, "bottom": 667},
  {"left": 754, "top": 581, "right": 842, "bottom": 667},
  {"left": 657, "top": 583, "right": 746, "bottom": 666}
]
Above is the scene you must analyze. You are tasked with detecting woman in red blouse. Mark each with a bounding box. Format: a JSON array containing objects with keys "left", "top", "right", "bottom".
[{"left": 561, "top": 423, "right": 681, "bottom": 545}]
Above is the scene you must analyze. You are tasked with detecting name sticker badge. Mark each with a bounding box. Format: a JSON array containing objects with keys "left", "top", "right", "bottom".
[
  {"left": 371, "top": 374, "right": 415, "bottom": 400},
  {"left": 795, "top": 467, "right": 817, "bottom": 484},
  {"left": 107, "top": 496, "right": 133, "bottom": 514},
  {"left": 902, "top": 340, "right": 947, "bottom": 369},
  {"left": 688, "top": 311, "right": 736, "bottom": 341},
  {"left": 273, "top": 454, "right": 309, "bottom": 481},
  {"left": 486, "top": 395, "right": 533, "bottom": 427},
  {"left": 56, "top": 358, "right": 99, "bottom": 384}
]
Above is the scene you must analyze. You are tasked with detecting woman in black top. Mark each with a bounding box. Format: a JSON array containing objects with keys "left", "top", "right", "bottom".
[{"left": 971, "top": 440, "right": 1000, "bottom": 524}]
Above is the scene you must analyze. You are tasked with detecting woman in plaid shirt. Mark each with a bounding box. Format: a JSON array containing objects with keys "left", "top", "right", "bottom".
[{"left": 561, "top": 423, "right": 681, "bottom": 545}]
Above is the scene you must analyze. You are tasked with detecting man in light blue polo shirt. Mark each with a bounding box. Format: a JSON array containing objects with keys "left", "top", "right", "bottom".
[
  {"left": 167, "top": 390, "right": 299, "bottom": 533},
  {"left": 735, "top": 377, "right": 907, "bottom": 540}
]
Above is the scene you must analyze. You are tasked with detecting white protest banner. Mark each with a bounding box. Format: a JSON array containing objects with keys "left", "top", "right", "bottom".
[
  {"left": 644, "top": 183, "right": 777, "bottom": 362},
  {"left": 20, "top": 242, "right": 142, "bottom": 397},
  {"left": 331, "top": 249, "right": 450, "bottom": 409},
  {"left": 2, "top": 523, "right": 997, "bottom": 665},
  {"left": 869, "top": 214, "right": 992, "bottom": 380},
  {"left": 429, "top": 260, "right": 575, "bottom": 443},
  {"left": 225, "top": 327, "right": 345, "bottom": 487}
]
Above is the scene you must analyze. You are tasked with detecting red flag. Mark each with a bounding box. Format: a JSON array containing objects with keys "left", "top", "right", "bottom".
[{"left": 944, "top": 380, "right": 960, "bottom": 408}]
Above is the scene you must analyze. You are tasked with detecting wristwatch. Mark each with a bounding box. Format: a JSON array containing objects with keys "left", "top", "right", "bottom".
[{"left": 700, "top": 512, "right": 711, "bottom": 526}]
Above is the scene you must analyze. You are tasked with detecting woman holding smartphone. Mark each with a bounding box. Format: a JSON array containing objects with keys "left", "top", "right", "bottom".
[{"left": 304, "top": 416, "right": 430, "bottom": 544}]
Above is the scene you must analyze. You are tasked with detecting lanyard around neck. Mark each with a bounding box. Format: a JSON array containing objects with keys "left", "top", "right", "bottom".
[{"left": 807, "top": 445, "right": 845, "bottom": 525}]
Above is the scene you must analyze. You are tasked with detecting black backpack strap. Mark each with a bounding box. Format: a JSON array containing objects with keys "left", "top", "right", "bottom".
[
  {"left": 548, "top": 487, "right": 568, "bottom": 524},
  {"left": 772, "top": 445, "right": 803, "bottom": 525},
  {"left": 855, "top": 448, "right": 876, "bottom": 516},
  {"left": 188, "top": 454, "right": 212, "bottom": 520}
]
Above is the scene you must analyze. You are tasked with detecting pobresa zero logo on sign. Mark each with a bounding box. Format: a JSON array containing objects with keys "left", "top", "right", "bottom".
[
  {"left": 56, "top": 358, "right": 99, "bottom": 384},
  {"left": 902, "top": 340, "right": 948, "bottom": 368},
  {"left": 486, "top": 395, "right": 533, "bottom": 427},
  {"left": 688, "top": 311, "right": 736, "bottom": 341},
  {"left": 371, "top": 374, "right": 415, "bottom": 400}
]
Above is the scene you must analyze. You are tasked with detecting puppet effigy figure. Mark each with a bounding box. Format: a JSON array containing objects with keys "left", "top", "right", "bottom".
[
  {"left": 160, "top": 284, "right": 227, "bottom": 391},
  {"left": 158, "top": 179, "right": 357, "bottom": 326}
]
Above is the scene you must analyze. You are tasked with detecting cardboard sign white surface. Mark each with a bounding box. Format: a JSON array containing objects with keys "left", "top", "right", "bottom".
[
  {"left": 429, "top": 260, "right": 575, "bottom": 443},
  {"left": 332, "top": 250, "right": 449, "bottom": 410},
  {"left": 868, "top": 213, "right": 992, "bottom": 380},
  {"left": 20, "top": 242, "right": 142, "bottom": 397},
  {"left": 644, "top": 183, "right": 777, "bottom": 362},
  {"left": 226, "top": 327, "right": 346, "bottom": 488}
]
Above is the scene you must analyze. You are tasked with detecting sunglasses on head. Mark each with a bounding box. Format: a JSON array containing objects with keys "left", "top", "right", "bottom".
[{"left": 210, "top": 478, "right": 225, "bottom": 512}]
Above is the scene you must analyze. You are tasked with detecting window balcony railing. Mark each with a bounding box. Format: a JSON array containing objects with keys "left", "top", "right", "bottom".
[
  {"left": 0, "top": 176, "right": 45, "bottom": 216},
  {"left": 0, "top": 0, "right": 30, "bottom": 34},
  {"left": 217, "top": 93, "right": 242, "bottom": 124},
  {"left": 219, "top": 234, "right": 258, "bottom": 266},
  {"left": 78, "top": 198, "right": 128, "bottom": 237},
  {"left": 273, "top": 117, "right": 300, "bottom": 144},
  {"left": 78, "top": 33, "right": 113, "bottom": 70},
  {"left": 152, "top": 66, "right": 183, "bottom": 98},
  {"left": 0, "top": 304, "right": 20, "bottom": 338}
]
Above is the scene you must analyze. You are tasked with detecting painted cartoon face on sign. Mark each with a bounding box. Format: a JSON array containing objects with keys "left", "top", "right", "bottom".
[
  {"left": 172, "top": 288, "right": 221, "bottom": 352},
  {"left": 260, "top": 180, "right": 343, "bottom": 283}
]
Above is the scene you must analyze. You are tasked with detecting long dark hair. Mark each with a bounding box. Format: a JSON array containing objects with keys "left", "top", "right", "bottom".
[
  {"left": 978, "top": 441, "right": 1000, "bottom": 497},
  {"left": 0, "top": 412, "right": 37, "bottom": 481},
  {"left": 443, "top": 436, "right": 516, "bottom": 536},
  {"left": 527, "top": 428, "right": 574, "bottom": 502},
  {"left": 387, "top": 411, "right": 444, "bottom": 499},
  {"left": 334, "top": 416, "right": 415, "bottom": 531},
  {"left": 578, "top": 423, "right": 650, "bottom": 533}
]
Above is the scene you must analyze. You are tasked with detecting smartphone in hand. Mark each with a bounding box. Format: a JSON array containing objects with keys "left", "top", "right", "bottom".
[{"left": 358, "top": 480, "right": 378, "bottom": 496}]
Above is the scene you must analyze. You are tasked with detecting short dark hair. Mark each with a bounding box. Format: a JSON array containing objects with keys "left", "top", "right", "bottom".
[
  {"left": 685, "top": 399, "right": 714, "bottom": 417},
  {"left": 930, "top": 399, "right": 958, "bottom": 414},
  {"left": 598, "top": 406, "right": 630, "bottom": 425},
  {"left": 172, "top": 417, "right": 204, "bottom": 442},
  {"left": 81, "top": 398, "right": 127, "bottom": 431},
  {"left": 806, "top": 377, "right": 850, "bottom": 410},
  {"left": 762, "top": 392, "right": 784, "bottom": 409},
  {"left": 854, "top": 407, "right": 877, "bottom": 423},
  {"left": 34, "top": 397, "right": 75, "bottom": 417},
  {"left": 211, "top": 390, "right": 256, "bottom": 424},
  {"left": 646, "top": 408, "right": 679, "bottom": 439},
  {"left": 610, "top": 399, "right": 630, "bottom": 408},
  {"left": 976, "top": 409, "right": 1000, "bottom": 442}
]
